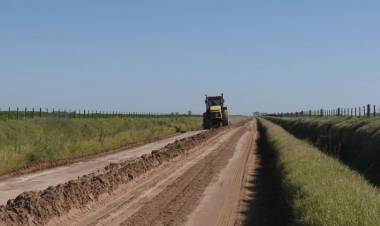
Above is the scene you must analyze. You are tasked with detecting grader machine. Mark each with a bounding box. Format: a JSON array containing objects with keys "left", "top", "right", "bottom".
[{"left": 202, "top": 94, "right": 229, "bottom": 129}]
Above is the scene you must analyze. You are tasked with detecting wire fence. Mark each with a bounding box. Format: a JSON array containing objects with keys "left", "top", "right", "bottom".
[
  {"left": 0, "top": 107, "right": 199, "bottom": 120},
  {"left": 268, "top": 104, "right": 380, "bottom": 118}
]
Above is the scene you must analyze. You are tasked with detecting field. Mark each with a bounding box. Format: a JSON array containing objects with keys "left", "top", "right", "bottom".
[
  {"left": 0, "top": 116, "right": 201, "bottom": 175},
  {"left": 0, "top": 119, "right": 256, "bottom": 226},
  {"left": 258, "top": 118, "right": 380, "bottom": 226},
  {"left": 267, "top": 116, "right": 380, "bottom": 185},
  {"left": 2, "top": 116, "right": 380, "bottom": 226}
]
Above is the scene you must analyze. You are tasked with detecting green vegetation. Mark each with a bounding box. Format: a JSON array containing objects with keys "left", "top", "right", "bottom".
[
  {"left": 258, "top": 118, "right": 380, "bottom": 226},
  {"left": 0, "top": 116, "right": 201, "bottom": 175},
  {"left": 267, "top": 116, "right": 380, "bottom": 185}
]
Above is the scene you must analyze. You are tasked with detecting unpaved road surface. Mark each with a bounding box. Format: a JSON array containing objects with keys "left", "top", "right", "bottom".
[
  {"left": 47, "top": 120, "right": 258, "bottom": 226},
  {"left": 0, "top": 120, "right": 259, "bottom": 226},
  {"left": 0, "top": 131, "right": 202, "bottom": 205}
]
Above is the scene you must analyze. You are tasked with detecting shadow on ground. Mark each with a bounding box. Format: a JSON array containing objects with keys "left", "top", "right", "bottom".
[{"left": 239, "top": 125, "right": 291, "bottom": 226}]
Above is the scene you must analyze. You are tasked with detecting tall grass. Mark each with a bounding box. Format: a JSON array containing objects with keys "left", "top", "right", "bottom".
[
  {"left": 267, "top": 116, "right": 380, "bottom": 185},
  {"left": 258, "top": 118, "right": 380, "bottom": 226},
  {"left": 0, "top": 117, "right": 201, "bottom": 175}
]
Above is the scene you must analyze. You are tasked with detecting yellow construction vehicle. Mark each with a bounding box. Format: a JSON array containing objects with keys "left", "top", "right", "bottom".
[{"left": 202, "top": 94, "right": 229, "bottom": 129}]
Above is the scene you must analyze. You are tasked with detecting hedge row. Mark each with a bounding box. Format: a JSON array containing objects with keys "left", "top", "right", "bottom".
[
  {"left": 267, "top": 116, "right": 380, "bottom": 185},
  {"left": 258, "top": 118, "right": 380, "bottom": 226}
]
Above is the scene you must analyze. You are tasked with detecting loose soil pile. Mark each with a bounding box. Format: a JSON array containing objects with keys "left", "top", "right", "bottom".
[{"left": 0, "top": 129, "right": 218, "bottom": 226}]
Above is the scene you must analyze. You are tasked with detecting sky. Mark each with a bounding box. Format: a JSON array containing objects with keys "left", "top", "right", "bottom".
[{"left": 1, "top": 1, "right": 380, "bottom": 115}]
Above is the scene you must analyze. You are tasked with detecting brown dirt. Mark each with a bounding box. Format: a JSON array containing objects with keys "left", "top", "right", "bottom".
[
  {"left": 57, "top": 120, "right": 256, "bottom": 226},
  {"left": 122, "top": 126, "right": 249, "bottom": 226},
  {"left": 0, "top": 129, "right": 220, "bottom": 226},
  {"left": 235, "top": 121, "right": 291, "bottom": 226},
  {"left": 0, "top": 119, "right": 255, "bottom": 226},
  {"left": 0, "top": 131, "right": 202, "bottom": 206}
]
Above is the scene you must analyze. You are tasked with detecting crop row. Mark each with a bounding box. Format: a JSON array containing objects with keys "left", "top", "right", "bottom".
[
  {"left": 267, "top": 116, "right": 380, "bottom": 186},
  {"left": 258, "top": 118, "right": 380, "bottom": 226}
]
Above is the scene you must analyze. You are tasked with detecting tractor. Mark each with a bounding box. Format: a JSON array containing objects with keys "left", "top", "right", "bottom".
[{"left": 202, "top": 94, "right": 229, "bottom": 129}]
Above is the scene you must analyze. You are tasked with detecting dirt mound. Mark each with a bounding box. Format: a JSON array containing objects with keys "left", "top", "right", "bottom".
[{"left": 0, "top": 130, "right": 218, "bottom": 226}]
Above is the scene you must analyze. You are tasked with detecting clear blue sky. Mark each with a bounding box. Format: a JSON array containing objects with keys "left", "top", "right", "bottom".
[{"left": 1, "top": 1, "right": 379, "bottom": 115}]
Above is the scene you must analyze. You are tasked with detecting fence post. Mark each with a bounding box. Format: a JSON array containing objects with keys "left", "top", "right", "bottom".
[
  {"left": 16, "top": 107, "right": 19, "bottom": 120},
  {"left": 8, "top": 107, "right": 10, "bottom": 119},
  {"left": 374, "top": 105, "right": 376, "bottom": 117},
  {"left": 367, "top": 104, "right": 371, "bottom": 117}
]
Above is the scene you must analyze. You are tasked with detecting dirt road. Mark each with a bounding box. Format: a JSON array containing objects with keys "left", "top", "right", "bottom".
[
  {"left": 1, "top": 119, "right": 259, "bottom": 226},
  {"left": 44, "top": 119, "right": 258, "bottom": 226},
  {"left": 0, "top": 131, "right": 202, "bottom": 205}
]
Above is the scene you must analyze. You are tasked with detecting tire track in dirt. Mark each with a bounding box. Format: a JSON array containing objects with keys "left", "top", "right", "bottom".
[
  {"left": 1, "top": 119, "right": 256, "bottom": 226},
  {"left": 0, "top": 131, "right": 202, "bottom": 206},
  {"left": 0, "top": 129, "right": 220, "bottom": 226},
  {"left": 185, "top": 120, "right": 257, "bottom": 226},
  {"left": 121, "top": 121, "right": 256, "bottom": 226},
  {"left": 52, "top": 127, "right": 239, "bottom": 226}
]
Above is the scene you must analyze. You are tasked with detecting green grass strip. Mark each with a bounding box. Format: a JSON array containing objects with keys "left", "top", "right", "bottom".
[
  {"left": 259, "top": 118, "right": 380, "bottom": 226},
  {"left": 266, "top": 116, "right": 380, "bottom": 185},
  {"left": 0, "top": 116, "right": 201, "bottom": 175}
]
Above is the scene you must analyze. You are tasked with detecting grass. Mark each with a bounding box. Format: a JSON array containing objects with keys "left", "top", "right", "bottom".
[
  {"left": 258, "top": 118, "right": 380, "bottom": 226},
  {"left": 0, "top": 116, "right": 201, "bottom": 175},
  {"left": 266, "top": 116, "right": 380, "bottom": 185}
]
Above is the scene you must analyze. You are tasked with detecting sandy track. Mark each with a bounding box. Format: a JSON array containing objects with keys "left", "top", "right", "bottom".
[
  {"left": 185, "top": 122, "right": 256, "bottom": 226},
  {"left": 48, "top": 120, "right": 258, "bottom": 226},
  {"left": 0, "top": 131, "right": 202, "bottom": 205}
]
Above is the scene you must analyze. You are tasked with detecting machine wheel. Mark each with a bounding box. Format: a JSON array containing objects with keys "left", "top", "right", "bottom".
[
  {"left": 222, "top": 111, "right": 229, "bottom": 126},
  {"left": 202, "top": 113, "right": 211, "bottom": 129}
]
